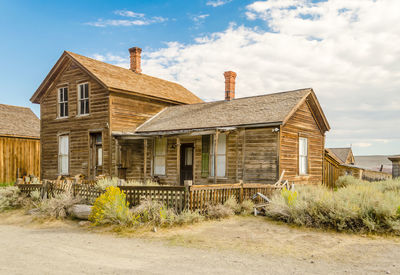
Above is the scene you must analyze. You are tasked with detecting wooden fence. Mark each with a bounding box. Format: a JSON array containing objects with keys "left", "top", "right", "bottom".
[
  {"left": 18, "top": 181, "right": 279, "bottom": 213},
  {"left": 0, "top": 136, "right": 40, "bottom": 184}
]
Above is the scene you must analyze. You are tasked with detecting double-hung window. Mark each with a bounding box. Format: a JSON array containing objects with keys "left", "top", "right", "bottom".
[
  {"left": 299, "top": 137, "right": 308, "bottom": 175},
  {"left": 58, "top": 135, "right": 69, "bottom": 175},
  {"left": 78, "top": 83, "right": 89, "bottom": 115},
  {"left": 154, "top": 138, "right": 167, "bottom": 175},
  {"left": 58, "top": 87, "right": 68, "bottom": 118},
  {"left": 210, "top": 133, "right": 226, "bottom": 177}
]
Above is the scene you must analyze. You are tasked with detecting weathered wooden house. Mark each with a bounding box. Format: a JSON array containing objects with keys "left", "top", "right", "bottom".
[
  {"left": 31, "top": 47, "right": 331, "bottom": 185},
  {"left": 324, "top": 147, "right": 391, "bottom": 187},
  {"left": 0, "top": 104, "right": 40, "bottom": 183}
]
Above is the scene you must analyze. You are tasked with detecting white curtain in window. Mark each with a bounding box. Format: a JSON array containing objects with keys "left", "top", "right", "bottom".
[
  {"left": 299, "top": 137, "right": 308, "bottom": 175},
  {"left": 154, "top": 138, "right": 167, "bottom": 175},
  {"left": 210, "top": 133, "right": 226, "bottom": 177},
  {"left": 59, "top": 135, "right": 69, "bottom": 175}
]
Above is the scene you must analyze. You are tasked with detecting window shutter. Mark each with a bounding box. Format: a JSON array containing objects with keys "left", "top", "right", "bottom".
[{"left": 201, "top": 135, "right": 210, "bottom": 177}]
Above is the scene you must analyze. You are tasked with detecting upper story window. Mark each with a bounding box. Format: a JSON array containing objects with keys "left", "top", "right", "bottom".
[
  {"left": 58, "top": 87, "right": 68, "bottom": 118},
  {"left": 299, "top": 137, "right": 308, "bottom": 175},
  {"left": 78, "top": 83, "right": 89, "bottom": 115}
]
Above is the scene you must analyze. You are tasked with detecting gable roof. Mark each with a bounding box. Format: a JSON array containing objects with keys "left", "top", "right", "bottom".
[
  {"left": 30, "top": 51, "right": 202, "bottom": 105},
  {"left": 135, "top": 88, "right": 330, "bottom": 133},
  {"left": 0, "top": 104, "right": 40, "bottom": 138},
  {"left": 355, "top": 155, "right": 393, "bottom": 173},
  {"left": 328, "top": 147, "right": 353, "bottom": 164}
]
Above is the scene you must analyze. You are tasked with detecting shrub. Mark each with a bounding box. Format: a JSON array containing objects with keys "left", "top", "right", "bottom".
[
  {"left": 336, "top": 175, "right": 363, "bottom": 188},
  {"left": 224, "top": 196, "right": 241, "bottom": 214},
  {"left": 132, "top": 198, "right": 176, "bottom": 227},
  {"left": 206, "top": 203, "right": 234, "bottom": 219},
  {"left": 37, "top": 192, "right": 84, "bottom": 219},
  {"left": 95, "top": 177, "right": 119, "bottom": 191},
  {"left": 240, "top": 199, "right": 255, "bottom": 215},
  {"left": 266, "top": 177, "right": 400, "bottom": 234},
  {"left": 89, "top": 186, "right": 134, "bottom": 226},
  {"left": 175, "top": 210, "right": 204, "bottom": 225},
  {"left": 0, "top": 186, "right": 25, "bottom": 212}
]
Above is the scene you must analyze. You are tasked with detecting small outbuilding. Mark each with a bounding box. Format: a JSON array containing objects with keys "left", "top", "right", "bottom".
[
  {"left": 389, "top": 156, "right": 400, "bottom": 178},
  {"left": 0, "top": 104, "right": 40, "bottom": 183}
]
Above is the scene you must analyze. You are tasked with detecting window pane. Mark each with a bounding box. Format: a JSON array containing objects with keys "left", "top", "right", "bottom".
[
  {"left": 201, "top": 135, "right": 210, "bottom": 177},
  {"left": 217, "top": 134, "right": 226, "bottom": 154},
  {"left": 85, "top": 99, "right": 89, "bottom": 114},
  {"left": 217, "top": 155, "right": 226, "bottom": 177},
  {"left": 97, "top": 148, "right": 103, "bottom": 166},
  {"left": 155, "top": 138, "right": 166, "bottom": 155},
  {"left": 64, "top": 88, "right": 68, "bottom": 101},
  {"left": 59, "top": 136, "right": 69, "bottom": 154},
  {"left": 185, "top": 147, "right": 193, "bottom": 166},
  {"left": 61, "top": 155, "right": 68, "bottom": 174},
  {"left": 154, "top": 156, "right": 165, "bottom": 175},
  {"left": 65, "top": 103, "right": 68, "bottom": 116},
  {"left": 59, "top": 103, "right": 64, "bottom": 117},
  {"left": 80, "top": 101, "right": 84, "bottom": 115},
  {"left": 85, "top": 84, "right": 89, "bottom": 98}
]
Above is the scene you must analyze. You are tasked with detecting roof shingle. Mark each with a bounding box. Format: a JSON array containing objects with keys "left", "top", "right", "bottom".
[
  {"left": 66, "top": 52, "right": 202, "bottom": 105},
  {"left": 136, "top": 88, "right": 311, "bottom": 133},
  {"left": 0, "top": 104, "right": 40, "bottom": 138}
]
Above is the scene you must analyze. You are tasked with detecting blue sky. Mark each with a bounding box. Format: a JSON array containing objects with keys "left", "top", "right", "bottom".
[{"left": 0, "top": 0, "right": 399, "bottom": 156}]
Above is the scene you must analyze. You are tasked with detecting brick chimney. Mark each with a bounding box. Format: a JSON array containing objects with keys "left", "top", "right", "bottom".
[
  {"left": 224, "top": 71, "right": 237, "bottom": 101},
  {"left": 129, "top": 47, "right": 142, "bottom": 73}
]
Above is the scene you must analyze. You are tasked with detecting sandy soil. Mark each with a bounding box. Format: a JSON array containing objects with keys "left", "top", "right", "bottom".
[{"left": 0, "top": 211, "right": 399, "bottom": 274}]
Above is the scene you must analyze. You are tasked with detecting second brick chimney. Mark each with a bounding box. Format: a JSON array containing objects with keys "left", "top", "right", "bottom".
[
  {"left": 224, "top": 71, "right": 237, "bottom": 101},
  {"left": 129, "top": 47, "right": 142, "bottom": 73}
]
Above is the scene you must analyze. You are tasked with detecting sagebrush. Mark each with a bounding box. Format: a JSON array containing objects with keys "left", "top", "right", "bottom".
[
  {"left": 0, "top": 186, "right": 26, "bottom": 212},
  {"left": 36, "top": 192, "right": 84, "bottom": 219},
  {"left": 266, "top": 177, "right": 400, "bottom": 234}
]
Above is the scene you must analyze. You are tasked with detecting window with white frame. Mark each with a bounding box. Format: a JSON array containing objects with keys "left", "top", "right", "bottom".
[
  {"left": 58, "top": 135, "right": 69, "bottom": 175},
  {"left": 58, "top": 87, "right": 68, "bottom": 118},
  {"left": 78, "top": 83, "right": 89, "bottom": 115},
  {"left": 154, "top": 138, "right": 167, "bottom": 175},
  {"left": 210, "top": 133, "right": 226, "bottom": 177},
  {"left": 299, "top": 137, "right": 308, "bottom": 175}
]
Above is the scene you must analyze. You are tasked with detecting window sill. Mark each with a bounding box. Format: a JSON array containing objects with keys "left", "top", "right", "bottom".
[
  {"left": 208, "top": 177, "right": 228, "bottom": 180},
  {"left": 56, "top": 116, "right": 69, "bottom": 120},
  {"left": 76, "top": 114, "right": 90, "bottom": 118}
]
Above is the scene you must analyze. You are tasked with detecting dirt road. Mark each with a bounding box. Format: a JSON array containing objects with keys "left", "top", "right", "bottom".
[{"left": 0, "top": 213, "right": 399, "bottom": 274}]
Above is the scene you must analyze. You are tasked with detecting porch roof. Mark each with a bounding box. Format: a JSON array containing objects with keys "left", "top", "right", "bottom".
[{"left": 135, "top": 88, "right": 319, "bottom": 134}]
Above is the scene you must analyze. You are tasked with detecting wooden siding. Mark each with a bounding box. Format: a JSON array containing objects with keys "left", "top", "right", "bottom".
[
  {"left": 280, "top": 101, "right": 325, "bottom": 184},
  {"left": 0, "top": 136, "right": 40, "bottom": 183},
  {"left": 110, "top": 93, "right": 170, "bottom": 133},
  {"left": 40, "top": 61, "right": 110, "bottom": 179},
  {"left": 323, "top": 151, "right": 340, "bottom": 188}
]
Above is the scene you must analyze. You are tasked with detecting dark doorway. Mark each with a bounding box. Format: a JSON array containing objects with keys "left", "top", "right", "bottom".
[
  {"left": 90, "top": 133, "right": 103, "bottom": 179},
  {"left": 180, "top": 143, "right": 194, "bottom": 185}
]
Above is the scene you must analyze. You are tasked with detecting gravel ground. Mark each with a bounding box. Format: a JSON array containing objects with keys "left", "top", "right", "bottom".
[{"left": 0, "top": 213, "right": 399, "bottom": 274}]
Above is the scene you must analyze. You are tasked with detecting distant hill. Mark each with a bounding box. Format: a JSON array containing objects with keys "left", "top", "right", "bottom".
[{"left": 354, "top": 155, "right": 393, "bottom": 173}]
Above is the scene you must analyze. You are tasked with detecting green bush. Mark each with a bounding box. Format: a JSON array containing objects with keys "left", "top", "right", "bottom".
[
  {"left": 266, "top": 177, "right": 400, "bottom": 234},
  {"left": 89, "top": 186, "right": 134, "bottom": 226}
]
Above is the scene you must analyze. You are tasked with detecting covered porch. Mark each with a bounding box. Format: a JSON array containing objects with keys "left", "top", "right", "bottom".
[{"left": 112, "top": 125, "right": 279, "bottom": 186}]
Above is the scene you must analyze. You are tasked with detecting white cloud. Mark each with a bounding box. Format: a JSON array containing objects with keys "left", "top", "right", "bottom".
[
  {"left": 86, "top": 10, "right": 167, "bottom": 27},
  {"left": 192, "top": 14, "right": 210, "bottom": 22},
  {"left": 206, "top": 0, "right": 232, "bottom": 7},
  {"left": 91, "top": 0, "right": 400, "bottom": 155}
]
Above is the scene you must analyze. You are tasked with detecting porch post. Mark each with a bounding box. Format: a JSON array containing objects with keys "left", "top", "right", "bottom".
[
  {"left": 214, "top": 130, "right": 219, "bottom": 185},
  {"left": 115, "top": 137, "right": 120, "bottom": 177},
  {"left": 143, "top": 139, "right": 147, "bottom": 183},
  {"left": 177, "top": 137, "right": 181, "bottom": 185}
]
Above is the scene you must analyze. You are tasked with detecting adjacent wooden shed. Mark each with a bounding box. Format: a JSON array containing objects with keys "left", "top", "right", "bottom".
[{"left": 0, "top": 104, "right": 40, "bottom": 183}]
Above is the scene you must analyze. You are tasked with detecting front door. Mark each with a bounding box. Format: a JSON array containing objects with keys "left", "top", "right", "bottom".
[
  {"left": 90, "top": 133, "right": 103, "bottom": 179},
  {"left": 180, "top": 143, "right": 194, "bottom": 185}
]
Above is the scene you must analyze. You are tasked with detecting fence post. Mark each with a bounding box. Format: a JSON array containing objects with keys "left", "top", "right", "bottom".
[
  {"left": 184, "top": 186, "right": 189, "bottom": 211},
  {"left": 239, "top": 181, "right": 244, "bottom": 203}
]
